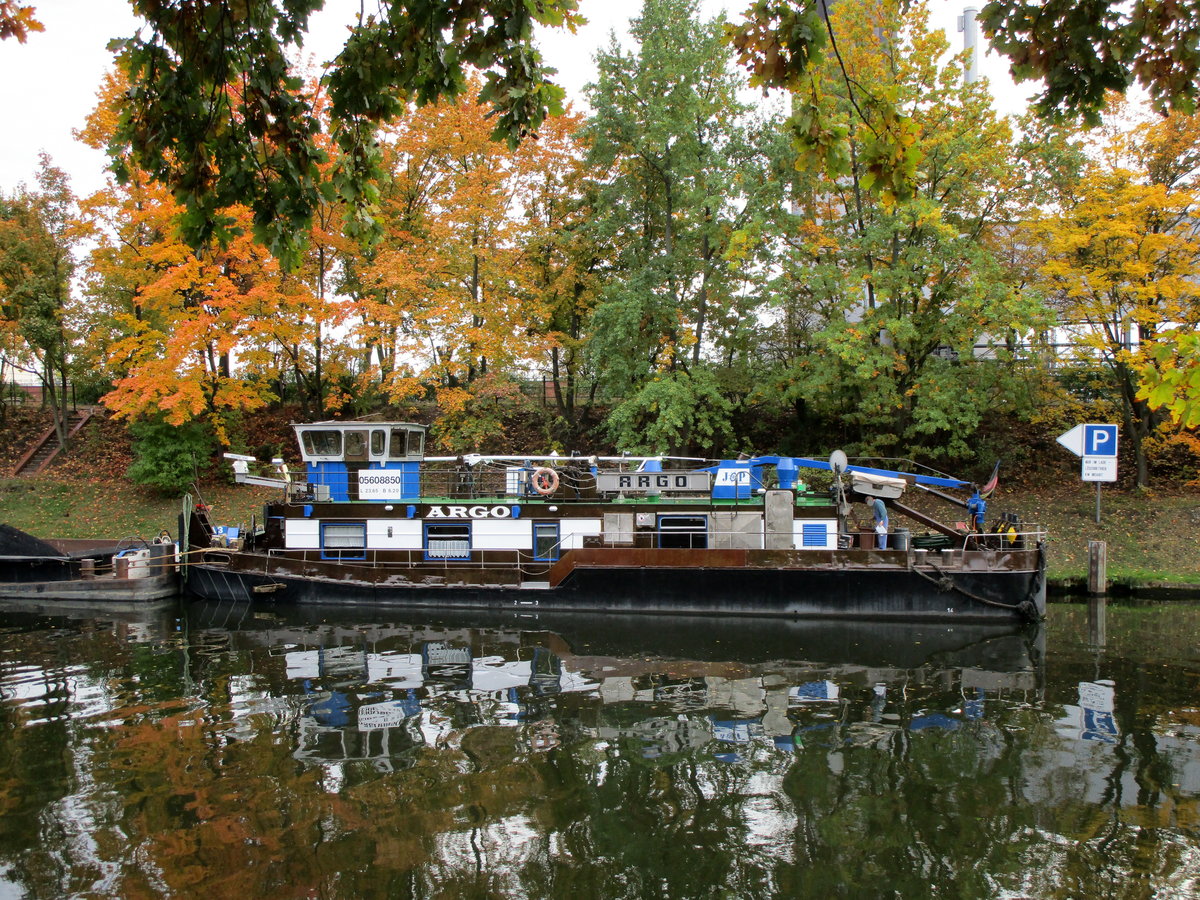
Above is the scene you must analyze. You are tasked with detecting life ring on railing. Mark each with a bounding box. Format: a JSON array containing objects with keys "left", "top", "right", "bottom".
[{"left": 531, "top": 467, "right": 559, "bottom": 495}]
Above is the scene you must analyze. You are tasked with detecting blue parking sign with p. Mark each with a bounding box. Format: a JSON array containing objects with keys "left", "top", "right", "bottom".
[{"left": 1084, "top": 424, "right": 1118, "bottom": 457}]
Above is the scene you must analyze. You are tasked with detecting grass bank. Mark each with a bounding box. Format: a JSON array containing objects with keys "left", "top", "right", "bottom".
[
  {"left": 1014, "top": 485, "right": 1200, "bottom": 589},
  {"left": 0, "top": 478, "right": 274, "bottom": 545},
  {"left": 2, "top": 474, "right": 1196, "bottom": 589}
]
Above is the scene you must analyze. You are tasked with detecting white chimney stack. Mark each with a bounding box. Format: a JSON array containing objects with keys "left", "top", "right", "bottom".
[{"left": 958, "top": 6, "right": 979, "bottom": 84}]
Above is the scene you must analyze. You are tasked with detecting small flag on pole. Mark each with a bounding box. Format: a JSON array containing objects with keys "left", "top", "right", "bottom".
[{"left": 979, "top": 461, "right": 1000, "bottom": 499}]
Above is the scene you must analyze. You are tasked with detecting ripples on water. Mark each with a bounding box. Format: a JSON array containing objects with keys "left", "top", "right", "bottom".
[{"left": 0, "top": 599, "right": 1197, "bottom": 899}]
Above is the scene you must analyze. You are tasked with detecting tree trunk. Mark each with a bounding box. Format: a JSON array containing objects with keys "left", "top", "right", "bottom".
[{"left": 693, "top": 218, "right": 710, "bottom": 366}]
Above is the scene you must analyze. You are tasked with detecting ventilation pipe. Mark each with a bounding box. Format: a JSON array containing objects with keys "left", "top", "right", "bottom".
[{"left": 958, "top": 6, "right": 979, "bottom": 84}]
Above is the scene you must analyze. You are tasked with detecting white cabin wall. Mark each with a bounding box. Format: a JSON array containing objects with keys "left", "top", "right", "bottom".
[
  {"left": 560, "top": 519, "right": 604, "bottom": 550},
  {"left": 472, "top": 520, "right": 533, "bottom": 550},
  {"left": 367, "top": 519, "right": 423, "bottom": 550},
  {"left": 284, "top": 519, "right": 320, "bottom": 550}
]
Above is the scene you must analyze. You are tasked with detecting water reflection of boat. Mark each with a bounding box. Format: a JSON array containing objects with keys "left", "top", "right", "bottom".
[
  {"left": 184, "top": 602, "right": 1043, "bottom": 771},
  {"left": 0, "top": 596, "right": 178, "bottom": 643}
]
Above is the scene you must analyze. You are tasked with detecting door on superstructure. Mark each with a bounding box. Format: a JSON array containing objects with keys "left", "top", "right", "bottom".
[
  {"left": 533, "top": 523, "right": 561, "bottom": 561},
  {"left": 656, "top": 515, "right": 709, "bottom": 549}
]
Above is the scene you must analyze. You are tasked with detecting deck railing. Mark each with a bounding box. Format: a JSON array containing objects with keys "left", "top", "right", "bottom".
[{"left": 223, "top": 525, "right": 1047, "bottom": 581}]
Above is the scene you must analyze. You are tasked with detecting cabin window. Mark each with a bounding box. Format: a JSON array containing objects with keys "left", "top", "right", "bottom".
[
  {"left": 657, "top": 515, "right": 708, "bottom": 549},
  {"left": 303, "top": 430, "right": 341, "bottom": 457},
  {"left": 345, "top": 430, "right": 368, "bottom": 461},
  {"left": 321, "top": 522, "right": 366, "bottom": 560},
  {"left": 388, "top": 428, "right": 407, "bottom": 459},
  {"left": 370, "top": 429, "right": 386, "bottom": 456},
  {"left": 424, "top": 523, "right": 471, "bottom": 560},
  {"left": 533, "top": 523, "right": 561, "bottom": 561},
  {"left": 406, "top": 429, "right": 424, "bottom": 458},
  {"left": 388, "top": 427, "right": 425, "bottom": 460}
]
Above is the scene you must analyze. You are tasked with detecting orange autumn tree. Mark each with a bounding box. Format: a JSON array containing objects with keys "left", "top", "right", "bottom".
[
  {"left": 351, "top": 78, "right": 584, "bottom": 448},
  {"left": 78, "top": 73, "right": 297, "bottom": 450},
  {"left": 88, "top": 194, "right": 285, "bottom": 442},
  {"left": 79, "top": 72, "right": 369, "bottom": 457},
  {"left": 234, "top": 78, "right": 359, "bottom": 419}
]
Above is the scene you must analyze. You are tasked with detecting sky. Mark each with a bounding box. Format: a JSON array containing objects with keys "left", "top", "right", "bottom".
[{"left": 0, "top": 0, "right": 1033, "bottom": 199}]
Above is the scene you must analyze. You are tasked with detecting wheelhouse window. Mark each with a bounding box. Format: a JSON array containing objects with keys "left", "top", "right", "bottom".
[
  {"left": 658, "top": 515, "right": 708, "bottom": 549},
  {"left": 344, "top": 430, "right": 368, "bottom": 461},
  {"left": 424, "top": 523, "right": 471, "bottom": 560},
  {"left": 370, "top": 429, "right": 386, "bottom": 456},
  {"left": 302, "top": 429, "right": 342, "bottom": 457},
  {"left": 321, "top": 523, "right": 366, "bottom": 560},
  {"left": 389, "top": 427, "right": 426, "bottom": 460},
  {"left": 533, "top": 523, "right": 561, "bottom": 561}
]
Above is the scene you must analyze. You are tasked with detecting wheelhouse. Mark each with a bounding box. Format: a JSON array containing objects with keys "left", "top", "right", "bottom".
[{"left": 294, "top": 422, "right": 425, "bottom": 502}]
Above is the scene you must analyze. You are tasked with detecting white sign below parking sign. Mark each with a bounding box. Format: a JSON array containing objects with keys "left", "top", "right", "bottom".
[{"left": 1082, "top": 456, "right": 1117, "bottom": 482}]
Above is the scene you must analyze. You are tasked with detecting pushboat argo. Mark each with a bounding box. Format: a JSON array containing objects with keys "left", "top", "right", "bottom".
[{"left": 182, "top": 422, "right": 1046, "bottom": 623}]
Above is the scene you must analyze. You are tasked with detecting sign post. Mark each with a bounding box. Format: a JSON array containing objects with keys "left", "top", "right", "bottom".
[{"left": 1057, "top": 424, "right": 1119, "bottom": 523}]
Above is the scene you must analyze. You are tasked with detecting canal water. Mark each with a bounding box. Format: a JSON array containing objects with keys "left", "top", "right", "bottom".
[{"left": 0, "top": 600, "right": 1196, "bottom": 899}]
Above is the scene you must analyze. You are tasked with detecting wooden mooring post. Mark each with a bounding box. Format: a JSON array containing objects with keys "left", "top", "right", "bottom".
[
  {"left": 1088, "top": 595, "right": 1107, "bottom": 647},
  {"left": 1088, "top": 540, "right": 1107, "bottom": 595}
]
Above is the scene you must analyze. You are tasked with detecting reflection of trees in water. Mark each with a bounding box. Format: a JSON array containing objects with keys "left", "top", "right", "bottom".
[{"left": 0, "top": 607, "right": 1198, "bottom": 896}]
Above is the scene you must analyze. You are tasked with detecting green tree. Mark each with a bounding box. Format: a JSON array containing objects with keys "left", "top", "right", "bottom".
[
  {"left": 0, "top": 154, "right": 80, "bottom": 448},
  {"left": 126, "top": 417, "right": 214, "bottom": 494},
  {"left": 727, "top": 1, "right": 1200, "bottom": 209},
  {"left": 1139, "top": 332, "right": 1200, "bottom": 429},
  {"left": 756, "top": 0, "right": 1051, "bottom": 460},
  {"left": 584, "top": 0, "right": 757, "bottom": 454},
  {"left": 980, "top": 0, "right": 1200, "bottom": 123}
]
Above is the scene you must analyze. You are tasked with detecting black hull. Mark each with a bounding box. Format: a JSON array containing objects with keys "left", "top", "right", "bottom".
[{"left": 184, "top": 555, "right": 1045, "bottom": 624}]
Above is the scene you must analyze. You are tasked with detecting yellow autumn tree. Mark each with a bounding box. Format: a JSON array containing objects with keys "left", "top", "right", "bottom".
[
  {"left": 351, "top": 78, "right": 587, "bottom": 448},
  {"left": 511, "top": 109, "right": 608, "bottom": 443},
  {"left": 1031, "top": 105, "right": 1200, "bottom": 486}
]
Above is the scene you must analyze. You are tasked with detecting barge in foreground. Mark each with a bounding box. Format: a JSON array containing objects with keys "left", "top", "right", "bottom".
[
  {"left": 183, "top": 422, "right": 1046, "bottom": 623},
  {"left": 0, "top": 524, "right": 179, "bottom": 603}
]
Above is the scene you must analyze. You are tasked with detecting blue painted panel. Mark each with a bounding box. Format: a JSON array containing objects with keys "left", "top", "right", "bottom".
[
  {"left": 307, "top": 461, "right": 350, "bottom": 501},
  {"left": 712, "top": 461, "right": 759, "bottom": 499},
  {"left": 801, "top": 523, "right": 827, "bottom": 548}
]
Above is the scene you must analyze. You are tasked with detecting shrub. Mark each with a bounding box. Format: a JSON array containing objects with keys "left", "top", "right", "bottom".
[
  {"left": 1145, "top": 428, "right": 1200, "bottom": 486},
  {"left": 127, "top": 419, "right": 215, "bottom": 495}
]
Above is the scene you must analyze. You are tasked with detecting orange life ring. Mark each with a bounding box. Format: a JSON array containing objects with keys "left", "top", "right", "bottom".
[{"left": 531, "top": 467, "right": 559, "bottom": 495}]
